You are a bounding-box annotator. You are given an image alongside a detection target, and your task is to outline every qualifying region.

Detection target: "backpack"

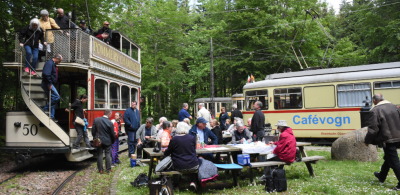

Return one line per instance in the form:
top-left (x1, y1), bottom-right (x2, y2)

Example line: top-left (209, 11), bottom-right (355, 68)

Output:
top-left (148, 176), bottom-right (174, 195)
top-left (295, 149), bottom-right (302, 162)
top-left (265, 168), bottom-right (287, 192)
top-left (131, 173), bottom-right (149, 188)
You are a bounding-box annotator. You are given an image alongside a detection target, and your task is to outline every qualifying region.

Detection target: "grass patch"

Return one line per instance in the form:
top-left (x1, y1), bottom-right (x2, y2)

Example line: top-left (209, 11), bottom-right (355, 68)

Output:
top-left (113, 150), bottom-right (400, 194)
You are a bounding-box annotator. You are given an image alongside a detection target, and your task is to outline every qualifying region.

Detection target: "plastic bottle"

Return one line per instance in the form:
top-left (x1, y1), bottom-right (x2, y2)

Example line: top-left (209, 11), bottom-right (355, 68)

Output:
top-left (196, 134), bottom-right (201, 149)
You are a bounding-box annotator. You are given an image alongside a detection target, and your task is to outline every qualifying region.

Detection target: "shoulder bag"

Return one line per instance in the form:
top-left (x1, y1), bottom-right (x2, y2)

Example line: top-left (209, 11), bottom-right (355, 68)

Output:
top-left (75, 116), bottom-right (85, 126)
top-left (93, 119), bottom-right (102, 147)
top-left (155, 156), bottom-right (173, 172)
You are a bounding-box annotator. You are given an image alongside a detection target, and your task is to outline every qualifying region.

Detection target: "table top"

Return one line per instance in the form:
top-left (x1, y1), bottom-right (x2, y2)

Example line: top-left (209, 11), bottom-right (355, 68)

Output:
top-left (223, 134), bottom-right (232, 138)
top-left (144, 145), bottom-right (242, 157)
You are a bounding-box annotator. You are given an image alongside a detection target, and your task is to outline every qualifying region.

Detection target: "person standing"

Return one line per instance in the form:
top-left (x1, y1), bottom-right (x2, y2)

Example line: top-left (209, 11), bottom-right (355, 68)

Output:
top-left (123, 101), bottom-right (140, 158)
top-left (219, 107), bottom-right (229, 130)
top-left (365, 94), bottom-right (400, 190)
top-left (210, 119), bottom-right (223, 144)
top-left (19, 18), bottom-right (46, 75)
top-left (179, 103), bottom-right (193, 122)
top-left (41, 54), bottom-right (62, 122)
top-left (97, 21), bottom-right (112, 44)
top-left (197, 103), bottom-right (212, 129)
top-left (65, 95), bottom-right (94, 151)
top-left (251, 101), bottom-right (265, 141)
top-left (38, 9), bottom-right (59, 59)
top-left (92, 109), bottom-right (115, 174)
top-left (136, 117), bottom-right (157, 159)
top-left (79, 20), bottom-right (91, 34)
top-left (230, 104), bottom-right (243, 122)
top-left (111, 112), bottom-right (122, 167)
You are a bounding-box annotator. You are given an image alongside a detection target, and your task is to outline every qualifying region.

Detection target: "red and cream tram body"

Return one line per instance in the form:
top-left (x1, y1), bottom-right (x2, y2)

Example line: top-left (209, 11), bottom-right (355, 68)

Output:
top-left (2, 28), bottom-right (141, 164)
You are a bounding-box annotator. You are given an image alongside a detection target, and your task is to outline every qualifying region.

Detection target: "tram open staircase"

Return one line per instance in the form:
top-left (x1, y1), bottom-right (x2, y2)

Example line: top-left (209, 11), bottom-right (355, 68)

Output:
top-left (21, 62), bottom-right (93, 162)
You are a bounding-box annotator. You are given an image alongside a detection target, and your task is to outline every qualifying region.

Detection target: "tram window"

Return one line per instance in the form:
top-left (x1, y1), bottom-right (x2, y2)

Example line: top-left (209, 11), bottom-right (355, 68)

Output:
top-left (237, 100), bottom-right (243, 111)
top-left (245, 90), bottom-right (268, 111)
top-left (95, 79), bottom-right (108, 108)
top-left (374, 81), bottom-right (400, 89)
top-left (337, 83), bottom-right (371, 107)
top-left (217, 103), bottom-right (220, 113)
top-left (121, 37), bottom-right (131, 56)
top-left (131, 88), bottom-right (138, 103)
top-left (60, 84), bottom-right (70, 108)
top-left (121, 86), bottom-right (130, 109)
top-left (110, 83), bottom-right (120, 109)
top-left (274, 88), bottom-right (302, 109)
top-left (222, 103), bottom-right (232, 112)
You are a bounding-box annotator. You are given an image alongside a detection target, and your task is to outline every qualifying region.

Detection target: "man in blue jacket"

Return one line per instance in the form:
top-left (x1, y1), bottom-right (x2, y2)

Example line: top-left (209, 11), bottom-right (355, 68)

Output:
top-left (123, 101), bottom-right (140, 157)
top-left (41, 54), bottom-right (62, 121)
top-left (189, 117), bottom-right (218, 145)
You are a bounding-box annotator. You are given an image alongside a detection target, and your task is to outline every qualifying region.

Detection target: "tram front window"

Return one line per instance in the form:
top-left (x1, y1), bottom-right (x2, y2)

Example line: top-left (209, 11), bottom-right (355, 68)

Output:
top-left (95, 79), bottom-right (108, 108)
top-left (245, 90), bottom-right (268, 111)
top-left (110, 83), bottom-right (120, 109)
top-left (131, 88), bottom-right (138, 103)
top-left (122, 86), bottom-right (130, 109)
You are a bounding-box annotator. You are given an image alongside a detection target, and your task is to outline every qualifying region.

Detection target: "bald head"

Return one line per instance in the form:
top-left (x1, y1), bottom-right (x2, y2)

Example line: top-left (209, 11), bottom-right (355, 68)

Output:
top-left (372, 94), bottom-right (384, 105)
top-left (57, 8), bottom-right (64, 17)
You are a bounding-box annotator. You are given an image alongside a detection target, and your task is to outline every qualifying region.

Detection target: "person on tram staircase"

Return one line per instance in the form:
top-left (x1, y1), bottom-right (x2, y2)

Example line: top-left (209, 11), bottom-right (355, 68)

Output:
top-left (123, 101), bottom-right (140, 158)
top-left (97, 21), bottom-right (112, 45)
top-left (41, 54), bottom-right (62, 122)
top-left (19, 18), bottom-right (46, 75)
top-left (65, 94), bottom-right (94, 152)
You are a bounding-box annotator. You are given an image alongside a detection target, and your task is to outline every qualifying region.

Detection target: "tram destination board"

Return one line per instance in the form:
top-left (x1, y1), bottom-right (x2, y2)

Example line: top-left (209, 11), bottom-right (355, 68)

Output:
top-left (92, 38), bottom-right (140, 75)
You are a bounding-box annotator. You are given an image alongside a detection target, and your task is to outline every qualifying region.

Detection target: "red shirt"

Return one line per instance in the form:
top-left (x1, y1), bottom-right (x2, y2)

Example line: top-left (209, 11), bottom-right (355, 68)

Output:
top-left (273, 127), bottom-right (297, 163)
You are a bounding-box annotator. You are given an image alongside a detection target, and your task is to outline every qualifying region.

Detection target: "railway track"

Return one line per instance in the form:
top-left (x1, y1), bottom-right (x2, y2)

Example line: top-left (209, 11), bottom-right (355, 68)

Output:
top-left (51, 162), bottom-right (94, 195)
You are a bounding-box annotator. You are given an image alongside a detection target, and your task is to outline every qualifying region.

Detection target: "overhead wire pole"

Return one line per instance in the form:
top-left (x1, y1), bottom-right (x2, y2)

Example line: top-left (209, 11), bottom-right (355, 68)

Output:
top-left (210, 37), bottom-right (214, 115)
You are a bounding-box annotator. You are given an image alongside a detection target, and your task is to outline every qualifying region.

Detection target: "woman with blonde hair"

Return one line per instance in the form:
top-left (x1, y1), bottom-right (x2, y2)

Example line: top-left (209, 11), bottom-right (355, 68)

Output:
top-left (171, 120), bottom-right (179, 137)
top-left (210, 119), bottom-right (223, 144)
top-left (183, 118), bottom-right (191, 126)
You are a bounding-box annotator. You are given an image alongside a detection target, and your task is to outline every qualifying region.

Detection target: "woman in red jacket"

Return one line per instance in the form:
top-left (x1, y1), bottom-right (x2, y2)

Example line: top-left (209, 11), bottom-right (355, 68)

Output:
top-left (259, 120), bottom-right (297, 181)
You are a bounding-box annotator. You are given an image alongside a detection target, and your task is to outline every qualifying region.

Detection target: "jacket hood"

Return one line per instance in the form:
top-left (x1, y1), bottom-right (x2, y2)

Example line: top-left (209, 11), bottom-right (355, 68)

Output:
top-left (282, 127), bottom-right (294, 135)
top-left (370, 100), bottom-right (392, 111)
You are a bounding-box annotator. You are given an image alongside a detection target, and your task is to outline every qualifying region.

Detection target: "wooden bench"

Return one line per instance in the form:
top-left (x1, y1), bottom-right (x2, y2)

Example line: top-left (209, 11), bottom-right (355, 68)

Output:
top-left (245, 156), bottom-right (325, 183)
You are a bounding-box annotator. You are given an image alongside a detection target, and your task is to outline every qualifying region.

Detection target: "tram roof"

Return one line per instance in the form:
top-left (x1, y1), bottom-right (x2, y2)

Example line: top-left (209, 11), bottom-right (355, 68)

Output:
top-left (232, 93), bottom-right (244, 98)
top-left (194, 97), bottom-right (232, 103)
top-left (244, 61), bottom-right (400, 90)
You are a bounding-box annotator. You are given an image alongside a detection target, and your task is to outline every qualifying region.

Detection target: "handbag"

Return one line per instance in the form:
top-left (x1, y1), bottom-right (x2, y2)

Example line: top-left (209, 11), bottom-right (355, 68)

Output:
top-left (155, 156), bottom-right (173, 172)
top-left (93, 119), bottom-right (102, 147)
top-left (75, 116), bottom-right (85, 126)
top-left (131, 173), bottom-right (149, 188)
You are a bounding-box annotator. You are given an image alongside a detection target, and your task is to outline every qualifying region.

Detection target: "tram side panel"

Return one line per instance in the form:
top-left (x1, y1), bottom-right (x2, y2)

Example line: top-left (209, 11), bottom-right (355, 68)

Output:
top-left (242, 108), bottom-right (361, 138)
top-left (4, 111), bottom-right (68, 154)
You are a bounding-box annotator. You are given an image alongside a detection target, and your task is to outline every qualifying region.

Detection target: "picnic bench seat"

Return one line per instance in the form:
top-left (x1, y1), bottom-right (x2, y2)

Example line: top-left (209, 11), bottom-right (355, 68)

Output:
top-left (245, 156), bottom-right (325, 183)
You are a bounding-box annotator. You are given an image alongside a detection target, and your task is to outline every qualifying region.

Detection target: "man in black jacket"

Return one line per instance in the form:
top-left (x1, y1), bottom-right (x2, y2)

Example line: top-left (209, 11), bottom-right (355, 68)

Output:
top-left (230, 104), bottom-right (243, 122)
top-left (365, 94), bottom-right (400, 190)
top-left (251, 101), bottom-right (265, 141)
top-left (92, 109), bottom-right (116, 174)
top-left (97, 21), bottom-right (112, 44)
top-left (41, 54), bottom-right (62, 121)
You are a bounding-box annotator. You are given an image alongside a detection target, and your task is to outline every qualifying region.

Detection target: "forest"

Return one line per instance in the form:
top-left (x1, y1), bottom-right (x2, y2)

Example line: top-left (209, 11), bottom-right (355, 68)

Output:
top-left (0, 0), bottom-right (399, 136)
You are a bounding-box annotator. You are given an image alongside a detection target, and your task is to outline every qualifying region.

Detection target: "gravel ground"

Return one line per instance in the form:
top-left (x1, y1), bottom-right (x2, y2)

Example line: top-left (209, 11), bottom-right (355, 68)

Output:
top-left (0, 155), bottom-right (95, 195)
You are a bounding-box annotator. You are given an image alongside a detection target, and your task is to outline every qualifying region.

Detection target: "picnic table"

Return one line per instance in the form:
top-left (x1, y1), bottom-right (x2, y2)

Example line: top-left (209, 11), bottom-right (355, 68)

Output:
top-left (222, 134), bottom-right (232, 138)
top-left (144, 145), bottom-right (241, 180)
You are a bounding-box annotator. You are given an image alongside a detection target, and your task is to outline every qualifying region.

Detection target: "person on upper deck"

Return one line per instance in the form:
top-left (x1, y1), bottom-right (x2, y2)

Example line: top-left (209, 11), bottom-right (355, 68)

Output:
top-left (19, 18), bottom-right (46, 75)
top-left (41, 54), bottom-right (62, 121)
top-left (54, 8), bottom-right (75, 31)
top-left (96, 32), bottom-right (109, 42)
top-left (231, 103), bottom-right (243, 122)
top-left (97, 21), bottom-right (112, 44)
top-left (39, 9), bottom-right (59, 57)
top-left (79, 20), bottom-right (91, 34)
top-left (259, 120), bottom-right (296, 181)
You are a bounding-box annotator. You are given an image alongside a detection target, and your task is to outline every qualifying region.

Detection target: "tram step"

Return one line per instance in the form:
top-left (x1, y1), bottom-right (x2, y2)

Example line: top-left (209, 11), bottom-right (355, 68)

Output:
top-left (23, 83), bottom-right (43, 91)
top-left (21, 77), bottom-right (42, 84)
top-left (31, 99), bottom-right (47, 107)
top-left (22, 70), bottom-right (43, 77)
top-left (73, 154), bottom-right (94, 162)
top-left (27, 92), bottom-right (47, 99)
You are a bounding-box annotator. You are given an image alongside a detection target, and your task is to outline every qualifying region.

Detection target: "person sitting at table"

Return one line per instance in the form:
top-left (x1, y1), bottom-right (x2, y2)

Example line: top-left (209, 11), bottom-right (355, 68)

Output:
top-left (259, 120), bottom-right (296, 181)
top-left (231, 120), bottom-right (252, 144)
top-left (183, 118), bottom-right (191, 126)
top-left (136, 117), bottom-right (157, 160)
top-left (170, 120), bottom-right (179, 138)
top-left (159, 121), bottom-right (172, 152)
top-left (189, 117), bottom-right (218, 145)
top-left (164, 122), bottom-right (199, 191)
top-left (156, 117), bottom-right (167, 133)
top-left (225, 117), bottom-right (240, 134)
top-left (210, 119), bottom-right (223, 144)
top-left (225, 119), bottom-right (231, 129)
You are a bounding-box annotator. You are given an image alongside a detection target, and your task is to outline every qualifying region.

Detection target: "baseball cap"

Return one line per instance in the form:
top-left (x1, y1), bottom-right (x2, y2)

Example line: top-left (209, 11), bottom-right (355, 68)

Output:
top-left (80, 20), bottom-right (86, 24)
top-left (196, 117), bottom-right (208, 124)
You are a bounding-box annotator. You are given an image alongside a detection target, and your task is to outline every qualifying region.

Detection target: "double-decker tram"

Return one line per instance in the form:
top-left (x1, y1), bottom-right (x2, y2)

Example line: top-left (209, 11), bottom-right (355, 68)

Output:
top-left (2, 28), bottom-right (141, 164)
top-left (242, 62), bottom-right (400, 142)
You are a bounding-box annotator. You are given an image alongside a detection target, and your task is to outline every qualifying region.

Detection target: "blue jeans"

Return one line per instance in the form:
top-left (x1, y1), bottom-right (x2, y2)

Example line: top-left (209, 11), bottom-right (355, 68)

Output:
top-left (126, 130), bottom-right (137, 155)
top-left (41, 82), bottom-right (60, 118)
top-left (24, 45), bottom-right (39, 70)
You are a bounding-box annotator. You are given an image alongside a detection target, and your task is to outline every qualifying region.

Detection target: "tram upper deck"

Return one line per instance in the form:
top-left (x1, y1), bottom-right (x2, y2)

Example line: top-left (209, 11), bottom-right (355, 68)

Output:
top-left (2, 28), bottom-right (142, 163)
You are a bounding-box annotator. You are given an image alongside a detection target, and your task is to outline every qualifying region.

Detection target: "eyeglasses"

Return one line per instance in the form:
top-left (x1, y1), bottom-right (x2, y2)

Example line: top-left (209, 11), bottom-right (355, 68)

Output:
top-left (146, 121), bottom-right (152, 124)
